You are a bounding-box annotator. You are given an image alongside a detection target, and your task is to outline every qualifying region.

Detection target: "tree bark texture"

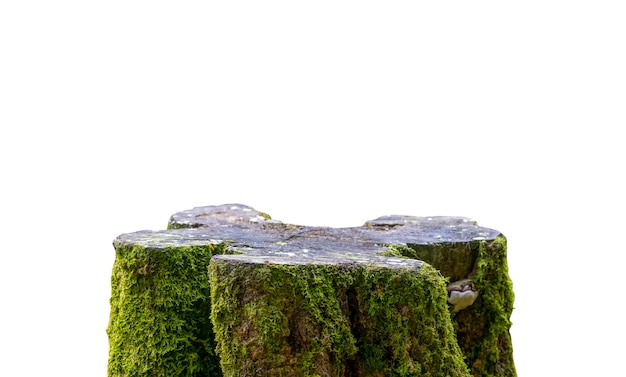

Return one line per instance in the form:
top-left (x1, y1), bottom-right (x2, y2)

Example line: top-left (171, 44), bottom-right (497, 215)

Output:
top-left (107, 204), bottom-right (515, 377)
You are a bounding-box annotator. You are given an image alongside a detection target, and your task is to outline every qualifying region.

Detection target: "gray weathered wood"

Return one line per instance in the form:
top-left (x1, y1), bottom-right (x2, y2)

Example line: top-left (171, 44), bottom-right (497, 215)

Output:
top-left (108, 204), bottom-right (515, 377)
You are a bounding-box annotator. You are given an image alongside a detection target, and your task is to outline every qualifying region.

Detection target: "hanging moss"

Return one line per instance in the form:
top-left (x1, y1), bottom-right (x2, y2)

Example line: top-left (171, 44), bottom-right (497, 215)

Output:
top-left (107, 241), bottom-right (225, 377)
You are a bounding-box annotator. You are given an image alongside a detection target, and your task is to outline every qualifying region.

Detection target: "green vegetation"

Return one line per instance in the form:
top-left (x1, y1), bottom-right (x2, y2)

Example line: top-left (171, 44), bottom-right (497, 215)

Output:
top-left (107, 242), bottom-right (226, 377)
top-left (353, 264), bottom-right (470, 376)
top-left (209, 262), bottom-right (356, 376)
top-left (209, 260), bottom-right (470, 377)
top-left (453, 236), bottom-right (516, 377)
top-left (392, 237), bottom-right (516, 377)
top-left (108, 207), bottom-right (515, 376)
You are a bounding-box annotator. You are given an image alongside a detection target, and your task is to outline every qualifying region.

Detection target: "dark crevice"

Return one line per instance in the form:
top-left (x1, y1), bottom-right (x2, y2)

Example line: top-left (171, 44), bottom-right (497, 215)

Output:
top-left (344, 285), bottom-right (361, 377)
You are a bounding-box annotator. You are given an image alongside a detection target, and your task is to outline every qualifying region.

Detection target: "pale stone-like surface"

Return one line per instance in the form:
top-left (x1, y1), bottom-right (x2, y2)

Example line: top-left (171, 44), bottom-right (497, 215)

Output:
top-left (165, 204), bottom-right (500, 317)
top-left (116, 203), bottom-right (502, 309)
top-left (114, 203), bottom-right (502, 271)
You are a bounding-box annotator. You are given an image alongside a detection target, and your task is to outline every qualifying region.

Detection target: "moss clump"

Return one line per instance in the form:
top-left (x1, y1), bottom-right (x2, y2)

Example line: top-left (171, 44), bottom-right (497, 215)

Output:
top-left (353, 264), bottom-right (470, 377)
top-left (376, 244), bottom-right (411, 258)
top-left (107, 242), bottom-right (226, 377)
top-left (453, 236), bottom-right (516, 377)
top-left (209, 260), bottom-right (471, 377)
top-left (394, 237), bottom-right (516, 376)
top-left (209, 261), bottom-right (357, 377)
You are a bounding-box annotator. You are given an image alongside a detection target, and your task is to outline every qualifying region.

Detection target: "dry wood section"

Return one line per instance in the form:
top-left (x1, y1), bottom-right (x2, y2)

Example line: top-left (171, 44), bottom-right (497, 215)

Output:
top-left (108, 204), bottom-right (515, 377)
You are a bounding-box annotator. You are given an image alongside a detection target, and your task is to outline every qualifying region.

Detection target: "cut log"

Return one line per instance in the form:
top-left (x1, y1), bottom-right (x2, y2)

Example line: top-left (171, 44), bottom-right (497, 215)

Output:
top-left (107, 204), bottom-right (515, 377)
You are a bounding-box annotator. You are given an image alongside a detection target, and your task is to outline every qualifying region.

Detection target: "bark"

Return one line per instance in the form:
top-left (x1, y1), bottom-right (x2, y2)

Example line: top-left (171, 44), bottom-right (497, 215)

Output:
top-left (108, 204), bottom-right (515, 377)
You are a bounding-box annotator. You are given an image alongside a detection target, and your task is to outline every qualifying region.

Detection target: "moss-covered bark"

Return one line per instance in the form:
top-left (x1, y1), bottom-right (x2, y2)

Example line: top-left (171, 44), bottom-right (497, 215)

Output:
top-left (352, 264), bottom-right (470, 377)
top-left (452, 236), bottom-right (515, 377)
top-left (107, 242), bottom-right (224, 377)
top-left (209, 259), bottom-right (470, 377)
top-left (209, 261), bottom-right (357, 376)
top-left (399, 242), bottom-right (478, 282)
top-left (398, 236), bottom-right (515, 377)
top-left (108, 205), bottom-right (515, 376)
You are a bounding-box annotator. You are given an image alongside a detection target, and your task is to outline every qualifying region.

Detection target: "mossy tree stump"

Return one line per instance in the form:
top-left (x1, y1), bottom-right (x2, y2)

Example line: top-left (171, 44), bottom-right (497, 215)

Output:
top-left (108, 204), bottom-right (515, 377)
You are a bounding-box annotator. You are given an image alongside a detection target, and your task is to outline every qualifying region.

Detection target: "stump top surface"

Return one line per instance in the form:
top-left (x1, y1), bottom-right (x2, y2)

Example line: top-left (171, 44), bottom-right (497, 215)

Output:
top-left (115, 204), bottom-right (501, 268)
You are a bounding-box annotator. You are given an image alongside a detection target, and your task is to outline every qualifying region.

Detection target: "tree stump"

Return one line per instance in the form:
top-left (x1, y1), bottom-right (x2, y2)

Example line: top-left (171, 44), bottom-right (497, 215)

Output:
top-left (107, 204), bottom-right (515, 377)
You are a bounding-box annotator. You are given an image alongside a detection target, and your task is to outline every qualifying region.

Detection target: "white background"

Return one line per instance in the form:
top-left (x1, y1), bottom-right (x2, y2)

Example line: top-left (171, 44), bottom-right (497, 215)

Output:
top-left (1, 1), bottom-right (624, 376)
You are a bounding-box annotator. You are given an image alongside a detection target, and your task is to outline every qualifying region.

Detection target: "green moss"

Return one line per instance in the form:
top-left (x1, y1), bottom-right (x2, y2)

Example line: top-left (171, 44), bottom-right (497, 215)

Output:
top-left (107, 242), bottom-right (226, 377)
top-left (452, 235), bottom-right (516, 377)
top-left (110, 217), bottom-right (514, 376)
top-left (167, 223), bottom-right (202, 230)
top-left (354, 264), bottom-right (470, 377)
top-left (209, 260), bottom-right (470, 377)
top-left (377, 244), bottom-right (410, 258)
top-left (209, 261), bottom-right (357, 376)
top-left (390, 237), bottom-right (516, 376)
